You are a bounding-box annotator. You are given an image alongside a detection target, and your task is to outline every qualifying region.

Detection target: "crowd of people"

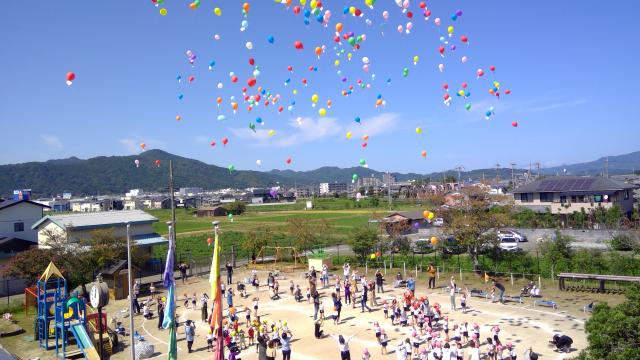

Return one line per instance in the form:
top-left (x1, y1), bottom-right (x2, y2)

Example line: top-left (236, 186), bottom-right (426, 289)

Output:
top-left (130, 262), bottom-right (573, 360)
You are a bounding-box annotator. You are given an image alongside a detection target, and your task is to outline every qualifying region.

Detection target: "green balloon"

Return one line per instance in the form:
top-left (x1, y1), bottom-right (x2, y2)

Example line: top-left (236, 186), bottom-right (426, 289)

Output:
top-left (228, 165), bottom-right (235, 172)
top-left (348, 37), bottom-right (356, 46)
top-left (465, 104), bottom-right (471, 110)
top-left (359, 159), bottom-right (366, 166)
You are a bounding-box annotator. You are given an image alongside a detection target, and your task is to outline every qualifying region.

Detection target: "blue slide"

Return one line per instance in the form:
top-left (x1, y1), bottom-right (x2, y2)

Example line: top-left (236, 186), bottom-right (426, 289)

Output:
top-left (70, 323), bottom-right (100, 360)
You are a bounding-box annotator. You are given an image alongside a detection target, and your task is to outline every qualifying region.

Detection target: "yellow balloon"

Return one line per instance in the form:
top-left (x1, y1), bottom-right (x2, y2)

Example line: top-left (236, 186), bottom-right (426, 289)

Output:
top-left (349, 6), bottom-right (356, 15)
top-left (310, 0), bottom-right (317, 9)
top-left (346, 131), bottom-right (353, 139)
top-left (311, 94), bottom-right (319, 103)
top-left (447, 25), bottom-right (454, 34)
top-left (299, 0), bottom-right (306, 5)
top-left (347, 53), bottom-right (353, 60)
top-left (413, 55), bottom-right (419, 64)
top-left (318, 108), bottom-right (327, 116)
top-left (292, 89), bottom-right (298, 95)
top-left (370, 253), bottom-right (376, 260)
top-left (334, 60), bottom-right (340, 67)
top-left (365, 0), bottom-right (374, 7)
top-left (458, 90), bottom-right (465, 97)
top-left (268, 129), bottom-right (275, 136)
top-left (415, 127), bottom-right (422, 134)
top-left (159, 8), bottom-right (167, 16)
top-left (428, 212), bottom-right (435, 220)
top-left (214, 7), bottom-right (222, 16)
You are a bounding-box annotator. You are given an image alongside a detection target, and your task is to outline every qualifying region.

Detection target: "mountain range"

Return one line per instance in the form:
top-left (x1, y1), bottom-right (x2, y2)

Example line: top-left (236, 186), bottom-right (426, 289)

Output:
top-left (1, 149), bottom-right (639, 197)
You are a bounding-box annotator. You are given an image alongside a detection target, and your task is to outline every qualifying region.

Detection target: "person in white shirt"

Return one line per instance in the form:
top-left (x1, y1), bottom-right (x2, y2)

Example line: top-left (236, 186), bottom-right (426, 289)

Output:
top-left (331, 334), bottom-right (355, 360)
top-left (396, 341), bottom-right (408, 360)
top-left (467, 340), bottom-right (481, 360)
top-left (343, 263), bottom-right (351, 278)
top-left (442, 343), bottom-right (455, 360)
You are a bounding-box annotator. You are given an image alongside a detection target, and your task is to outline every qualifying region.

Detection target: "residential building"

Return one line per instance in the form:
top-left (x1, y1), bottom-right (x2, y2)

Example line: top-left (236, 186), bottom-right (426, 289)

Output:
top-left (357, 176), bottom-right (382, 189)
top-left (319, 183), bottom-right (329, 195)
top-left (319, 182), bottom-right (348, 196)
top-left (12, 189), bottom-right (32, 201)
top-left (382, 173), bottom-right (397, 185)
top-left (196, 206), bottom-right (227, 217)
top-left (513, 176), bottom-right (637, 215)
top-left (180, 187), bottom-right (203, 196)
top-left (0, 199), bottom-right (50, 244)
top-left (32, 210), bottom-right (167, 250)
top-left (125, 189), bottom-right (144, 198)
top-left (293, 185), bottom-right (316, 198)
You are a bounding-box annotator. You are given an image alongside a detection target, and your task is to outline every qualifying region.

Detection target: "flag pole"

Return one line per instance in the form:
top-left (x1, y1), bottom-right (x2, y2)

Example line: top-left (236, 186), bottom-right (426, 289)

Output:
top-left (126, 222), bottom-right (136, 360)
top-left (211, 221), bottom-right (224, 360)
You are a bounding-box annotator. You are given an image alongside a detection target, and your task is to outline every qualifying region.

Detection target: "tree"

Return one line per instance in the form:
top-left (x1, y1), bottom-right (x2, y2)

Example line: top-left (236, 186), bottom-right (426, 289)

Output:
top-left (537, 231), bottom-right (573, 279)
top-left (1, 248), bottom-right (58, 286)
top-left (383, 220), bottom-right (412, 263)
top-left (349, 227), bottom-right (379, 263)
top-left (243, 227), bottom-right (272, 263)
top-left (286, 218), bottom-right (318, 254)
top-left (573, 284), bottom-right (640, 360)
top-left (224, 201), bottom-right (247, 215)
top-left (442, 188), bottom-right (512, 272)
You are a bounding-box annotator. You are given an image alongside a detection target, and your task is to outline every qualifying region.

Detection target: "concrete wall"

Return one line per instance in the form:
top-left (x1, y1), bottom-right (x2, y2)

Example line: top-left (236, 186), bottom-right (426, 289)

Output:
top-left (0, 202), bottom-right (44, 243)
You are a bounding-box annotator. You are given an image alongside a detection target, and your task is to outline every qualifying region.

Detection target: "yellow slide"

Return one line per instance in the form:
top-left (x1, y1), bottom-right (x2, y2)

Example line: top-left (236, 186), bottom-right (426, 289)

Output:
top-left (70, 323), bottom-right (100, 360)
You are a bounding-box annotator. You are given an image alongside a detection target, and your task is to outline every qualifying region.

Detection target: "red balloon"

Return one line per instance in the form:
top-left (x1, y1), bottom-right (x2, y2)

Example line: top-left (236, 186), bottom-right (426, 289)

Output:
top-left (316, 1), bottom-right (322, 8)
top-left (424, 9), bottom-right (431, 17)
top-left (278, 106), bottom-right (283, 112)
top-left (354, 8), bottom-right (362, 16)
top-left (362, 142), bottom-right (368, 148)
top-left (308, 65), bottom-right (314, 71)
top-left (460, 35), bottom-right (469, 43)
top-left (334, 36), bottom-right (340, 43)
top-left (155, 159), bottom-right (161, 167)
top-left (489, 65), bottom-right (496, 72)
top-left (222, 137), bottom-right (229, 145)
top-left (249, 58), bottom-right (255, 65)
top-left (293, 5), bottom-right (301, 14)
top-left (442, 83), bottom-right (449, 90)
top-left (210, 141), bottom-right (216, 147)
top-left (443, 93), bottom-right (450, 100)
top-left (255, 94), bottom-right (261, 102)
top-left (439, 46), bottom-right (445, 55)
top-left (247, 77), bottom-right (257, 87)
top-left (287, 65), bottom-right (293, 72)
top-left (512, 121), bottom-right (518, 127)
top-left (241, 87), bottom-right (247, 93)
top-left (231, 75), bottom-right (238, 83)
top-left (286, 157), bottom-right (292, 164)
top-left (66, 72), bottom-right (76, 81)
top-left (294, 40), bottom-right (304, 50)
top-left (407, 11), bottom-right (413, 18)
top-left (505, 89), bottom-right (511, 95)
top-left (461, 82), bottom-right (468, 89)
top-left (419, 1), bottom-right (426, 8)
top-left (188, 75), bottom-right (195, 83)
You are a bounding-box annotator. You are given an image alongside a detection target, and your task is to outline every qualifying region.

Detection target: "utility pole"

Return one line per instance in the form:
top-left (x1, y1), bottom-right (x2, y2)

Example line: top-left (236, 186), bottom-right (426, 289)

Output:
top-left (510, 162), bottom-right (516, 189)
top-left (387, 171), bottom-right (392, 211)
top-left (495, 163), bottom-right (501, 188)
top-left (169, 161), bottom-right (177, 244)
top-left (454, 165), bottom-right (464, 190)
top-left (605, 156), bottom-right (609, 178)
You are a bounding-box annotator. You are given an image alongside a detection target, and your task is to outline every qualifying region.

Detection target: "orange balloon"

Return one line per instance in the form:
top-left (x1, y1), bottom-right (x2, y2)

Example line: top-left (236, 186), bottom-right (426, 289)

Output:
top-left (335, 22), bottom-right (343, 33)
top-left (176, 115), bottom-right (182, 121)
top-left (362, 135), bottom-right (369, 141)
top-left (423, 210), bottom-right (430, 219)
top-left (375, 99), bottom-right (383, 106)
top-left (430, 236), bottom-right (439, 246)
top-left (326, 99), bottom-right (332, 107)
top-left (421, 150), bottom-right (427, 158)
top-left (216, 97), bottom-right (222, 104)
top-left (314, 47), bottom-right (322, 56)
top-left (231, 102), bottom-right (238, 110)
top-left (242, 2), bottom-right (250, 12)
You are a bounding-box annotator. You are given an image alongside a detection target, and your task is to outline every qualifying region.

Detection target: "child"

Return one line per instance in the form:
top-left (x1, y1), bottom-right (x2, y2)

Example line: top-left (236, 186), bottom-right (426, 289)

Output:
top-left (462, 322), bottom-right (469, 344)
top-left (379, 329), bottom-right (388, 355)
top-left (289, 280), bottom-right (295, 295)
top-left (191, 292), bottom-right (197, 309)
top-left (452, 324), bottom-right (461, 344)
top-left (306, 287), bottom-right (311, 304)
top-left (362, 347), bottom-right (371, 360)
top-left (253, 297), bottom-right (259, 318)
top-left (373, 321), bottom-right (381, 343)
top-left (248, 326), bottom-right (255, 346)
top-left (245, 306), bottom-right (251, 326)
top-left (206, 329), bottom-right (214, 352)
top-left (183, 293), bottom-right (189, 309)
top-left (149, 283), bottom-right (156, 299)
top-left (492, 325), bottom-right (501, 344)
top-left (506, 342), bottom-right (516, 360)
top-left (319, 300), bottom-right (325, 319)
top-left (412, 331), bottom-right (421, 356)
top-left (238, 329), bottom-right (247, 350)
top-left (497, 344), bottom-right (504, 360)
top-left (472, 323), bottom-right (480, 342)
top-left (455, 343), bottom-right (464, 360)
top-left (460, 291), bottom-right (467, 313)
top-left (383, 300), bottom-right (389, 319)
top-left (443, 317), bottom-right (449, 342)
top-left (486, 338), bottom-right (496, 360)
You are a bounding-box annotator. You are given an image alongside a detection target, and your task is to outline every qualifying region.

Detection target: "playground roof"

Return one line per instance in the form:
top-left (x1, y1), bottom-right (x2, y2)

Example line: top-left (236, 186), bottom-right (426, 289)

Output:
top-left (31, 209), bottom-right (158, 231)
top-left (40, 261), bottom-right (64, 281)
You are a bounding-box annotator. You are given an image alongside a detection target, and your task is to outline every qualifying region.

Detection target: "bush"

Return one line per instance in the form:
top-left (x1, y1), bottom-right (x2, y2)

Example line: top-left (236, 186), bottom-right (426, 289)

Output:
top-left (0, 300), bottom-right (23, 314)
top-left (609, 235), bottom-right (635, 251)
top-left (224, 201), bottom-right (247, 215)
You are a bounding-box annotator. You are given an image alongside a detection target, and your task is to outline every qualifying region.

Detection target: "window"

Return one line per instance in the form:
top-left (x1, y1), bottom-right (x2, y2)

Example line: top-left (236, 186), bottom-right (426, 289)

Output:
top-left (560, 196), bottom-right (567, 204)
top-left (14, 222), bottom-right (24, 232)
top-left (539, 193), bottom-right (553, 202)
top-left (571, 196), bottom-right (577, 203)
top-left (594, 195), bottom-right (603, 203)
top-left (520, 193), bottom-right (532, 202)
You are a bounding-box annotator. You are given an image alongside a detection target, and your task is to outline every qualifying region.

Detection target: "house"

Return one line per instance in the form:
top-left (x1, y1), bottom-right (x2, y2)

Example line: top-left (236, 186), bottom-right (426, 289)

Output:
top-left (382, 211), bottom-right (426, 234)
top-left (31, 210), bottom-right (168, 251)
top-left (196, 206), bottom-right (227, 217)
top-left (98, 260), bottom-right (140, 300)
top-left (513, 176), bottom-right (638, 215)
top-left (0, 199), bottom-right (50, 244)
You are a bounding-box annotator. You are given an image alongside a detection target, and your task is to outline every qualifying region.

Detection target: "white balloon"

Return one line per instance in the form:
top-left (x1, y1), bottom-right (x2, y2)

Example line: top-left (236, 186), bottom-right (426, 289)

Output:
top-left (461, 56), bottom-right (468, 63)
top-left (214, 34), bottom-right (221, 40)
top-left (246, 41), bottom-right (253, 50)
top-left (217, 82), bottom-right (223, 89)
top-left (438, 63), bottom-right (444, 72)
top-left (256, 159), bottom-right (262, 166)
top-left (362, 57), bottom-right (370, 64)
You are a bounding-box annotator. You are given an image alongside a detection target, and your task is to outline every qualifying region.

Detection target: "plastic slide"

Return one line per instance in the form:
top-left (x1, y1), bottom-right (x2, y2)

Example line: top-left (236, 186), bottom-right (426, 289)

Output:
top-left (70, 323), bottom-right (101, 360)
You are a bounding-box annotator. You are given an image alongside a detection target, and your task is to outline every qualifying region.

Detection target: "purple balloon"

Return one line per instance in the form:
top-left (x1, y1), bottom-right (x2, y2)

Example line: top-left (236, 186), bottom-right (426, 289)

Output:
top-left (455, 10), bottom-right (463, 16)
top-left (450, 44), bottom-right (456, 51)
top-left (413, 222), bottom-right (420, 229)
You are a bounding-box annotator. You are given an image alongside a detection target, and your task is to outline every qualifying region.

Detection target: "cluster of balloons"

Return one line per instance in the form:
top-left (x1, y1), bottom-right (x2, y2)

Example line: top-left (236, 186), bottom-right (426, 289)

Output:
top-left (423, 210), bottom-right (435, 220)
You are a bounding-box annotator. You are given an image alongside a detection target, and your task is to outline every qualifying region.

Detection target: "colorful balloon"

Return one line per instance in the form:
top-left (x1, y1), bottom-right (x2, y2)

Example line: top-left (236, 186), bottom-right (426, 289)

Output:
top-left (65, 71), bottom-right (76, 86)
top-left (294, 40), bottom-right (304, 49)
top-left (421, 150), bottom-right (427, 158)
top-left (415, 127), bottom-right (422, 134)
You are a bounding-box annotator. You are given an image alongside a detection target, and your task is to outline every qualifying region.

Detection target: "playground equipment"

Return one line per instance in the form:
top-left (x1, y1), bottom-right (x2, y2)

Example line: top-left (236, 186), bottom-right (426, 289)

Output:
top-left (34, 262), bottom-right (112, 360)
top-left (255, 246), bottom-right (303, 272)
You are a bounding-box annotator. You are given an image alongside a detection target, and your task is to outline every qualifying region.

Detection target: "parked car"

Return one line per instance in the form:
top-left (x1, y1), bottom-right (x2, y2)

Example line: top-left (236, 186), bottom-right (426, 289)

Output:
top-left (412, 239), bottom-right (434, 254)
top-left (433, 218), bottom-right (444, 227)
top-left (498, 229), bottom-right (527, 242)
top-left (498, 237), bottom-right (519, 251)
top-left (442, 236), bottom-right (465, 255)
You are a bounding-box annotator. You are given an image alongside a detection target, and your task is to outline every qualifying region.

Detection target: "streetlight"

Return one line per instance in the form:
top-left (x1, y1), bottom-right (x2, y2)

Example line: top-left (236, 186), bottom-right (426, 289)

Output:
top-left (125, 222), bottom-right (136, 360)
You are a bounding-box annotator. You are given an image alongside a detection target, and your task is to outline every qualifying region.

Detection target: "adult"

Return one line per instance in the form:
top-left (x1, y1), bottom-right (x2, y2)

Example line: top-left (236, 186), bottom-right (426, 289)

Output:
top-left (185, 320), bottom-right (195, 353)
top-left (375, 269), bottom-right (384, 293)
top-left (131, 291), bottom-right (141, 315)
top-left (227, 288), bottom-right (234, 308)
top-left (427, 263), bottom-right (437, 289)
top-left (467, 340), bottom-right (481, 360)
top-left (523, 347), bottom-right (539, 360)
top-left (492, 280), bottom-right (506, 304)
top-left (406, 277), bottom-right (416, 296)
top-left (179, 262), bottom-right (189, 284)
top-left (550, 334), bottom-right (573, 353)
top-left (280, 330), bottom-right (293, 360)
top-left (322, 264), bottom-right (329, 288)
top-left (449, 276), bottom-right (457, 311)
top-left (201, 293), bottom-right (209, 323)
top-left (361, 285), bottom-right (372, 312)
top-left (369, 281), bottom-right (377, 307)
top-left (343, 263), bottom-right (351, 278)
top-left (312, 290), bottom-right (321, 320)
top-left (257, 335), bottom-right (268, 360)
top-left (332, 292), bottom-right (343, 324)
top-left (394, 272), bottom-right (404, 288)
top-left (331, 334), bottom-right (355, 360)
top-left (157, 300), bottom-right (164, 329)
top-left (226, 262), bottom-right (234, 285)
top-left (266, 340), bottom-right (277, 360)
top-left (143, 302), bottom-right (153, 319)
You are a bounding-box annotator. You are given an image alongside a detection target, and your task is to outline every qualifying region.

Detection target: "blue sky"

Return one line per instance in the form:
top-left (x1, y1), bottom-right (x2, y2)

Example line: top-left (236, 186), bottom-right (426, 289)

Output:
top-left (1, 1), bottom-right (638, 173)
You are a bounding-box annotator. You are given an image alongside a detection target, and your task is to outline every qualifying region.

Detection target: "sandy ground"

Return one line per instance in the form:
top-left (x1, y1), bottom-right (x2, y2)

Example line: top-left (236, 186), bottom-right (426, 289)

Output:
top-left (99, 268), bottom-right (589, 360)
top-left (2, 265), bottom-right (616, 360)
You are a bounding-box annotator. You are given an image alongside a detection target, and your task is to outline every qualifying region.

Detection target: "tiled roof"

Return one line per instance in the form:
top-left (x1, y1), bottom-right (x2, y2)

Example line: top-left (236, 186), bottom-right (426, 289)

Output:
top-left (514, 176), bottom-right (637, 194)
top-left (32, 210), bottom-right (157, 230)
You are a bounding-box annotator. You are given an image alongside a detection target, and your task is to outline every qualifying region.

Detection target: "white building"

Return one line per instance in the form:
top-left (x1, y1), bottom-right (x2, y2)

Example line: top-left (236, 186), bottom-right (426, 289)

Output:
top-left (32, 210), bottom-right (167, 250)
top-left (125, 189), bottom-right (144, 199)
top-left (0, 199), bottom-right (50, 243)
top-left (319, 183), bottom-right (329, 195)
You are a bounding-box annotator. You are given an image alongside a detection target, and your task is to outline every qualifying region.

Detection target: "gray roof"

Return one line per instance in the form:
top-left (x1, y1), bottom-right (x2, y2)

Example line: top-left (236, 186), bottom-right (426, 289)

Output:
top-left (514, 176), bottom-right (637, 194)
top-left (384, 211), bottom-right (424, 221)
top-left (0, 199), bottom-right (50, 211)
top-left (32, 210), bottom-right (158, 231)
